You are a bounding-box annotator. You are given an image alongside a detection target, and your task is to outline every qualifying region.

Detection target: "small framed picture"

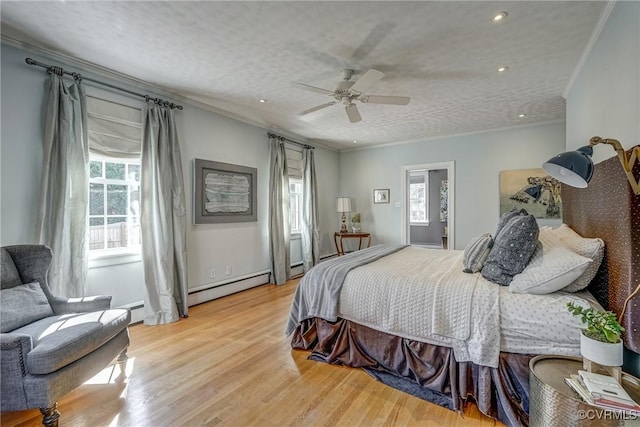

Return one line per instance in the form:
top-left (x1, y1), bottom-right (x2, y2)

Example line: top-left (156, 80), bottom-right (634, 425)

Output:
top-left (373, 188), bottom-right (390, 204)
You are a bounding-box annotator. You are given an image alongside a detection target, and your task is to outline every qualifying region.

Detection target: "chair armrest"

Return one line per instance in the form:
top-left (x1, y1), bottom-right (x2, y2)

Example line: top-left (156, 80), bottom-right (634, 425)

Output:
top-left (49, 295), bottom-right (112, 314)
top-left (1, 333), bottom-right (33, 376)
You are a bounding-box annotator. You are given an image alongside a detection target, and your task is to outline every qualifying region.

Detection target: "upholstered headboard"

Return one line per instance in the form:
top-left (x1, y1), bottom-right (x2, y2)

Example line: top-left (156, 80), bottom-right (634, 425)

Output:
top-left (562, 146), bottom-right (640, 354)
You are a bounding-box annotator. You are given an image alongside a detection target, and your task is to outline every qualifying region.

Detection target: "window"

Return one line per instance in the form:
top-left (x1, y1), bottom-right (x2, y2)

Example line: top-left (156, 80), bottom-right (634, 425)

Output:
top-left (286, 146), bottom-right (304, 235)
top-left (86, 93), bottom-right (143, 257)
top-left (89, 158), bottom-right (141, 252)
top-left (289, 179), bottom-right (303, 234)
top-left (409, 172), bottom-right (429, 224)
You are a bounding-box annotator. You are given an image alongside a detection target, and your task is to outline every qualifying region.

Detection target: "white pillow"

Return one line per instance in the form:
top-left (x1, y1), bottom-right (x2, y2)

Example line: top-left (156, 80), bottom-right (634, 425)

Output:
top-left (509, 245), bottom-right (592, 295)
top-left (549, 224), bottom-right (604, 292)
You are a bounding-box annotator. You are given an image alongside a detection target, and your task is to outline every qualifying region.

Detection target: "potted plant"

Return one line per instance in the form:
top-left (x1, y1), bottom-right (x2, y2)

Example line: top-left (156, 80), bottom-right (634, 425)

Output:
top-left (567, 302), bottom-right (625, 366)
top-left (351, 213), bottom-right (361, 233)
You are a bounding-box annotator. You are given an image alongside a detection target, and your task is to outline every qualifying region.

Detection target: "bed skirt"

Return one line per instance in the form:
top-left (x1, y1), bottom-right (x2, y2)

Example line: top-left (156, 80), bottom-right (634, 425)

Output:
top-left (291, 317), bottom-right (532, 427)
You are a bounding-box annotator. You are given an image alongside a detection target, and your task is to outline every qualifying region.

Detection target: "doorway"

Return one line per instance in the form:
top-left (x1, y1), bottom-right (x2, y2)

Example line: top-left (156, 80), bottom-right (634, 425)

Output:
top-left (400, 161), bottom-right (455, 249)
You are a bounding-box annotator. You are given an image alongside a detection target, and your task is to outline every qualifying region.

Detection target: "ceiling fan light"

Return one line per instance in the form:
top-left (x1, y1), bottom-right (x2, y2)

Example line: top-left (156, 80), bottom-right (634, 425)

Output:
top-left (494, 12), bottom-right (508, 22)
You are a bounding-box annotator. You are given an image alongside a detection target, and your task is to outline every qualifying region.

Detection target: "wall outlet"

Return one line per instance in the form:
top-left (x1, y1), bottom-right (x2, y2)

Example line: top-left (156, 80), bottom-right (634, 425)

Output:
top-left (225, 265), bottom-right (232, 275)
top-left (210, 268), bottom-right (216, 279)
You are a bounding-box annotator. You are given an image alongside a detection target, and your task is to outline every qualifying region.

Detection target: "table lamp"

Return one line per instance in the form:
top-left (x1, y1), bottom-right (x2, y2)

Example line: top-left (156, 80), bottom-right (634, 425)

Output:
top-left (336, 197), bottom-right (351, 233)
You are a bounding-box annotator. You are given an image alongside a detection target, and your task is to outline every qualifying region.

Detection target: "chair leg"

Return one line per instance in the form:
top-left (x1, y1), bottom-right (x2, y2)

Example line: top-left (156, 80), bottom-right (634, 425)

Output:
top-left (117, 348), bottom-right (128, 367)
top-left (39, 404), bottom-right (60, 427)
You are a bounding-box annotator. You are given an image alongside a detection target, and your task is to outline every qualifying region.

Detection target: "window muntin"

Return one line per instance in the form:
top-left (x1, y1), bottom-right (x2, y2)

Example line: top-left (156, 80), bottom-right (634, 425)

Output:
top-left (409, 172), bottom-right (429, 224)
top-left (89, 158), bottom-right (141, 252)
top-left (289, 179), bottom-right (303, 234)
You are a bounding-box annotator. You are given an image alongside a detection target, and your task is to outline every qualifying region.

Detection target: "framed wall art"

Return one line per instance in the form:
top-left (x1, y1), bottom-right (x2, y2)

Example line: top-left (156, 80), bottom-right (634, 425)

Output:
top-left (373, 188), bottom-right (390, 204)
top-left (499, 168), bottom-right (561, 219)
top-left (194, 158), bottom-right (257, 224)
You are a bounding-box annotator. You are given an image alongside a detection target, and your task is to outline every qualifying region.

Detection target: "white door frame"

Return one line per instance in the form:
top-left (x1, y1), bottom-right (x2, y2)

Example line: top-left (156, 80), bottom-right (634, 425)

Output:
top-left (400, 161), bottom-right (455, 249)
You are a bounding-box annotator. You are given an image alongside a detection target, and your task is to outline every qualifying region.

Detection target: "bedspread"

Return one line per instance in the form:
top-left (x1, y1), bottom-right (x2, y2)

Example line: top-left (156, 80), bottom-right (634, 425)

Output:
top-left (285, 244), bottom-right (406, 336)
top-left (338, 247), bottom-right (502, 368)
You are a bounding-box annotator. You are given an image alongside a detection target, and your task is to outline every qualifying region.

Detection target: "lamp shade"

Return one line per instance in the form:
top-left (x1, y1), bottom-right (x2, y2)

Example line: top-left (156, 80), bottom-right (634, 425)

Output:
top-left (336, 197), bottom-right (351, 213)
top-left (542, 145), bottom-right (594, 188)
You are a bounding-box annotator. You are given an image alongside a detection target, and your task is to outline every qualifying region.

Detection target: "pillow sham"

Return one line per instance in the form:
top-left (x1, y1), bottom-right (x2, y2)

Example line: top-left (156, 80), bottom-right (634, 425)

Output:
top-left (463, 233), bottom-right (494, 273)
top-left (0, 282), bottom-right (53, 332)
top-left (481, 213), bottom-right (539, 286)
top-left (494, 208), bottom-right (528, 237)
top-left (549, 224), bottom-right (604, 292)
top-left (509, 245), bottom-right (592, 294)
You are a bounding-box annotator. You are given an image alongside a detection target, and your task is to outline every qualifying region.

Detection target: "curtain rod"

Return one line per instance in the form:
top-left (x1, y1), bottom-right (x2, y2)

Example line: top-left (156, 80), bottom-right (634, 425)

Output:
top-left (267, 132), bottom-right (314, 150)
top-left (25, 57), bottom-right (183, 110)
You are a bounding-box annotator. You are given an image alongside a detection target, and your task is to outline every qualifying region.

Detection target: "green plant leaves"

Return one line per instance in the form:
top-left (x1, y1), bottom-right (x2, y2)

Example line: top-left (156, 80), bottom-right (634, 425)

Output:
top-left (566, 302), bottom-right (625, 344)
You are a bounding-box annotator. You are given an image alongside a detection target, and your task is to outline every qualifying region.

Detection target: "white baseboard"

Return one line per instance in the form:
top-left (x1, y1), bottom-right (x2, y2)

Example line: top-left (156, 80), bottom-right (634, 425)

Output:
top-left (187, 272), bottom-right (270, 307)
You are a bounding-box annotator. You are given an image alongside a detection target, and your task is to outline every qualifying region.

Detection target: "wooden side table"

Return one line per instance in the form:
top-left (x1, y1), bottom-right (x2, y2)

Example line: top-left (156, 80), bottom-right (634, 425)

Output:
top-left (529, 355), bottom-right (640, 426)
top-left (334, 232), bottom-right (371, 256)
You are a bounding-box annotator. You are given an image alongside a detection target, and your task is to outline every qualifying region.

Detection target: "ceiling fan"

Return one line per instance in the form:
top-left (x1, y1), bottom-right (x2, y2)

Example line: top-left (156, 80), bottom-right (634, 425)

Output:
top-left (296, 68), bottom-right (410, 123)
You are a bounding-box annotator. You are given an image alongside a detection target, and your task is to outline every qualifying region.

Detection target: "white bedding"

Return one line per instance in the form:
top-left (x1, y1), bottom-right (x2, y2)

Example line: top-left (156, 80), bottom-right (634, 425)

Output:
top-left (337, 246), bottom-right (598, 368)
top-left (499, 288), bottom-right (602, 355)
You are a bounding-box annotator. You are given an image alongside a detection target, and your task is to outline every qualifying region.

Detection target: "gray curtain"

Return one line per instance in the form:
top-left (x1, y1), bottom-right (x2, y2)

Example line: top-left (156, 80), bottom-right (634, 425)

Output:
top-left (268, 136), bottom-right (290, 284)
top-left (36, 73), bottom-right (89, 298)
top-left (301, 148), bottom-right (319, 272)
top-left (140, 103), bottom-right (188, 324)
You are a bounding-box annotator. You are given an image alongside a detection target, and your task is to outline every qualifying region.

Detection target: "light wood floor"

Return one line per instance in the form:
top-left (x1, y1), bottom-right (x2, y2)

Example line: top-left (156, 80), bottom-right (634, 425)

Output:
top-left (1, 279), bottom-right (503, 427)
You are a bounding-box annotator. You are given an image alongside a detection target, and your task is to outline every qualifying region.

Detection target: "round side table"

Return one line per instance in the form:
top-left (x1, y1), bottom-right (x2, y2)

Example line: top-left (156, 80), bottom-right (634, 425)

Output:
top-left (529, 355), bottom-right (640, 426)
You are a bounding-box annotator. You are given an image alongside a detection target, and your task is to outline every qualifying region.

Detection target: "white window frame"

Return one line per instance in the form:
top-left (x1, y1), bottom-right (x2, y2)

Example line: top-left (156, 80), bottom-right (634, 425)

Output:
top-left (88, 156), bottom-right (142, 262)
top-left (409, 171), bottom-right (430, 226)
top-left (289, 178), bottom-right (303, 236)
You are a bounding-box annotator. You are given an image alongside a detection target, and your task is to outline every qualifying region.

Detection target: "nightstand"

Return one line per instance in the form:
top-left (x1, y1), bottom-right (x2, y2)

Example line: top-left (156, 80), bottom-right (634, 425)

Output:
top-left (334, 232), bottom-right (371, 256)
top-left (529, 355), bottom-right (640, 426)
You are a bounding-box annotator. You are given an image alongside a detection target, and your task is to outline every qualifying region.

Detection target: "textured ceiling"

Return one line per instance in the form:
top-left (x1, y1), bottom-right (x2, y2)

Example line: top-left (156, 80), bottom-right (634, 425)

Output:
top-left (1, 1), bottom-right (606, 150)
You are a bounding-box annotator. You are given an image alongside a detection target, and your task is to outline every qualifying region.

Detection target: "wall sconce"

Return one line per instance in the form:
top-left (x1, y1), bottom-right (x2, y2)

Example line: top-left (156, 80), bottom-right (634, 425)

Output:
top-left (336, 197), bottom-right (351, 233)
top-left (543, 136), bottom-right (640, 195)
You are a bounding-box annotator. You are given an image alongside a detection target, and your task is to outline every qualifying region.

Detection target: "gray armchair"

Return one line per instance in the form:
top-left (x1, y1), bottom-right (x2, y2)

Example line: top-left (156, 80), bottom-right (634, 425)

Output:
top-left (1, 245), bottom-right (130, 427)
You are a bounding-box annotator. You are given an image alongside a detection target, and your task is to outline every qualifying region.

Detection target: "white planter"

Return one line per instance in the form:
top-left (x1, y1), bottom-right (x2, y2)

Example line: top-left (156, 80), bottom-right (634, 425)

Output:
top-left (580, 333), bottom-right (623, 366)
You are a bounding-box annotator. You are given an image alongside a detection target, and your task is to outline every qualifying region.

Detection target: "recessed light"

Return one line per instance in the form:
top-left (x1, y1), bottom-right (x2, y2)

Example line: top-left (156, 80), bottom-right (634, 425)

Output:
top-left (259, 99), bottom-right (267, 103)
top-left (497, 66), bottom-right (509, 72)
top-left (353, 140), bottom-right (358, 143)
top-left (493, 12), bottom-right (508, 22)
top-left (518, 114), bottom-right (527, 118)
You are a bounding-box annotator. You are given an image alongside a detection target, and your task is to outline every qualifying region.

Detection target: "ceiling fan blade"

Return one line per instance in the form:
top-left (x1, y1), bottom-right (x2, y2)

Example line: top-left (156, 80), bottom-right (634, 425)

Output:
top-left (299, 101), bottom-right (336, 116)
top-left (345, 104), bottom-right (362, 123)
top-left (294, 82), bottom-right (335, 96)
top-left (362, 95), bottom-right (411, 105)
top-left (350, 68), bottom-right (385, 93)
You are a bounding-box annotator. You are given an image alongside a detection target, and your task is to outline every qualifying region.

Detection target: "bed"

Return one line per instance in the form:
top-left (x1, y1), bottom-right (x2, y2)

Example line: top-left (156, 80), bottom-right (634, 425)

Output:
top-left (287, 149), bottom-right (640, 427)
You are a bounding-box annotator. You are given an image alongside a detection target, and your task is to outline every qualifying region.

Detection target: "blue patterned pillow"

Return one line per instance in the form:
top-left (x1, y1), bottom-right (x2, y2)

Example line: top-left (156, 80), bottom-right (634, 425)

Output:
top-left (495, 208), bottom-right (528, 237)
top-left (463, 233), bottom-right (494, 273)
top-left (481, 214), bottom-right (540, 285)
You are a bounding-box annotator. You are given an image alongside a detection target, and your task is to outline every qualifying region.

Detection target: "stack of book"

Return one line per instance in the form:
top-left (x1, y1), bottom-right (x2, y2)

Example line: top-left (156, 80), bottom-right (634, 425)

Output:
top-left (565, 370), bottom-right (640, 413)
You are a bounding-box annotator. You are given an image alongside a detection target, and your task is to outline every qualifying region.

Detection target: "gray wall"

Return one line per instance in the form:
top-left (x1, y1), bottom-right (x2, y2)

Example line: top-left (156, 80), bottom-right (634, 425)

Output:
top-left (0, 43), bottom-right (339, 308)
top-left (338, 121), bottom-right (566, 250)
top-left (566, 1), bottom-right (639, 160)
top-left (564, 0), bottom-right (639, 376)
